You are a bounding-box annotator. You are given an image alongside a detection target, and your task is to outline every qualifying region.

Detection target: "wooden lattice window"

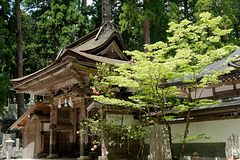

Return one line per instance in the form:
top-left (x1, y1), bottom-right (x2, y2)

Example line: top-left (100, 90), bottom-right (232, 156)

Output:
top-left (57, 108), bottom-right (70, 124)
top-left (88, 109), bottom-right (99, 119)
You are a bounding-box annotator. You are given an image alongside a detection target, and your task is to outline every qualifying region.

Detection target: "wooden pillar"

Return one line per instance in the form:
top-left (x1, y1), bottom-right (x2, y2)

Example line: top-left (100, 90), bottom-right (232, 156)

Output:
top-left (233, 84), bottom-right (238, 96)
top-left (212, 88), bottom-right (216, 99)
top-left (47, 104), bottom-right (59, 158)
top-left (41, 122), bottom-right (44, 153)
top-left (69, 107), bottom-right (75, 157)
top-left (77, 98), bottom-right (90, 160)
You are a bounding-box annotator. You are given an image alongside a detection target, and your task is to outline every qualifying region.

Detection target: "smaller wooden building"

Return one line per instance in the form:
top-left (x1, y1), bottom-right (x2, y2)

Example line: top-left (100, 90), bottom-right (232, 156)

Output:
top-left (10, 103), bottom-right (50, 158)
top-left (169, 47), bottom-right (240, 158)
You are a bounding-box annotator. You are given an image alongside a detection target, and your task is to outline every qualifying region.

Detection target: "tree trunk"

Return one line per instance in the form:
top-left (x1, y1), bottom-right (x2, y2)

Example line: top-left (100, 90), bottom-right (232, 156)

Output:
top-left (102, 0), bottom-right (112, 23)
top-left (177, 88), bottom-right (192, 159)
top-left (177, 108), bottom-right (191, 160)
top-left (144, 0), bottom-right (150, 52)
top-left (149, 125), bottom-right (172, 160)
top-left (81, 0), bottom-right (87, 15)
top-left (144, 18), bottom-right (150, 45)
top-left (183, 0), bottom-right (188, 20)
top-left (82, 0), bottom-right (87, 10)
top-left (16, 0), bottom-right (25, 118)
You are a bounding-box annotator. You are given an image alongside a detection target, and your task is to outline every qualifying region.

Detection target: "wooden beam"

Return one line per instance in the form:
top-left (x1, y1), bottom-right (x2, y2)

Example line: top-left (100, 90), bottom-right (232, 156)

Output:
top-left (56, 124), bottom-right (73, 130)
top-left (22, 73), bottom-right (80, 95)
top-left (17, 123), bottom-right (25, 127)
top-left (72, 63), bottom-right (97, 74)
top-left (24, 68), bottom-right (77, 90)
top-left (174, 106), bottom-right (240, 118)
top-left (11, 61), bottom-right (70, 91)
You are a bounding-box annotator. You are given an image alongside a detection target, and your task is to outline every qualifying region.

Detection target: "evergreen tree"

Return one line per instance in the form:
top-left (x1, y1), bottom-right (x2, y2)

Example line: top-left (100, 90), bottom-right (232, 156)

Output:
top-left (16, 0), bottom-right (25, 117)
top-left (88, 0), bottom-right (102, 30)
top-left (143, 0), bottom-right (150, 49)
top-left (195, 0), bottom-right (240, 45)
top-left (167, 0), bottom-right (198, 23)
top-left (119, 0), bottom-right (170, 51)
top-left (22, 0), bottom-right (88, 75)
top-left (0, 0), bottom-right (16, 115)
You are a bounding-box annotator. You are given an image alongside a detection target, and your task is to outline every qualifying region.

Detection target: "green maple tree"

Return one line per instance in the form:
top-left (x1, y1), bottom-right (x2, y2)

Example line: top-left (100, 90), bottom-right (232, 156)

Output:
top-left (83, 12), bottom-right (238, 160)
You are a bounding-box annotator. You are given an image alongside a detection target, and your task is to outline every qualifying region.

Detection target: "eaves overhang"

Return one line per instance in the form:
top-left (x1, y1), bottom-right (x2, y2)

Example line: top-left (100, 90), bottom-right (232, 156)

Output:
top-left (9, 104), bottom-right (36, 130)
top-left (9, 103), bottom-right (50, 130)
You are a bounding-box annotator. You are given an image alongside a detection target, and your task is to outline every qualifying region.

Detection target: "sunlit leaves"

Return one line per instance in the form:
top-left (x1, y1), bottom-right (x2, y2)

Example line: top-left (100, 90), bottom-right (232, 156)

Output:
top-left (92, 13), bottom-right (237, 119)
top-left (86, 12), bottom-right (237, 154)
top-left (176, 133), bottom-right (211, 143)
top-left (195, 0), bottom-right (240, 46)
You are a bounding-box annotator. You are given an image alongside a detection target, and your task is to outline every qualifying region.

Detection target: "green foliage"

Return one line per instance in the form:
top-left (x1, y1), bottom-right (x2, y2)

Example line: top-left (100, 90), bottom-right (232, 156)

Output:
top-left (0, 0), bottom-right (16, 115)
top-left (88, 0), bottom-right (102, 29)
top-left (21, 0), bottom-right (90, 75)
top-left (174, 133), bottom-right (211, 143)
top-left (90, 63), bottom-right (116, 97)
top-left (82, 12), bottom-right (238, 158)
top-left (119, 0), bottom-right (144, 50)
top-left (80, 116), bottom-right (147, 152)
top-left (195, 0), bottom-right (240, 45)
top-left (118, 0), bottom-right (240, 50)
top-left (167, 0), bottom-right (199, 22)
top-left (0, 74), bottom-right (12, 115)
top-left (119, 0), bottom-right (170, 51)
top-left (19, 0), bottom-right (240, 76)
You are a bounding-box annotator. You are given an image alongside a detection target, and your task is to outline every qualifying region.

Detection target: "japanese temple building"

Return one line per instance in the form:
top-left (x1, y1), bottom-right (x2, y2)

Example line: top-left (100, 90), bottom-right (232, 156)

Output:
top-left (9, 22), bottom-right (134, 159)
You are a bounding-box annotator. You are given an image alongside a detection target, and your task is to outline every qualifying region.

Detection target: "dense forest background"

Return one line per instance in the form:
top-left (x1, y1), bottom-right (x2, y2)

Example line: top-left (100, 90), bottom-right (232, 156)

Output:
top-left (0, 0), bottom-right (240, 115)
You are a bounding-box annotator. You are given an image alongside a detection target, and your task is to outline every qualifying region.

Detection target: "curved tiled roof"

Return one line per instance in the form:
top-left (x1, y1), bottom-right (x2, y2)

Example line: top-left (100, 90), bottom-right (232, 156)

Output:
top-left (10, 22), bottom-right (129, 94)
top-left (168, 47), bottom-right (240, 86)
top-left (202, 47), bottom-right (240, 73)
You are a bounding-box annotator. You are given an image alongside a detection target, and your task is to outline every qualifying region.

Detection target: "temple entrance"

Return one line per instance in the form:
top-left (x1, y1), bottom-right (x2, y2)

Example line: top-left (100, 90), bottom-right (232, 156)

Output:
top-left (43, 132), bottom-right (50, 153)
top-left (58, 131), bottom-right (70, 157)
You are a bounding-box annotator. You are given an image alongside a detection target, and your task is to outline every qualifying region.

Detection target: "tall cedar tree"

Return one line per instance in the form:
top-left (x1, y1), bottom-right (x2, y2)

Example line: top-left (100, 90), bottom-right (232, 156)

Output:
top-left (102, 0), bottom-right (112, 23)
top-left (21, 0), bottom-right (87, 75)
top-left (16, 0), bottom-right (25, 117)
top-left (119, 0), bottom-right (169, 51)
top-left (143, 0), bottom-right (150, 48)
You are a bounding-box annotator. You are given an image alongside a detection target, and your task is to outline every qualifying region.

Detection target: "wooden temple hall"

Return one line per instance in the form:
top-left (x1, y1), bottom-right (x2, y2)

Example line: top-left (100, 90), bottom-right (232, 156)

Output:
top-left (9, 23), bottom-right (130, 159)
